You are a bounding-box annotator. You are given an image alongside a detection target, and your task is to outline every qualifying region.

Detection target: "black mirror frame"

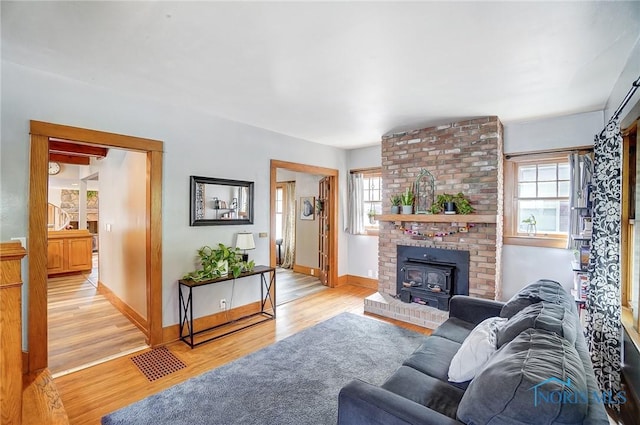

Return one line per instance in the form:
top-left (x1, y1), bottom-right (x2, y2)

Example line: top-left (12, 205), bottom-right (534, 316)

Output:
top-left (189, 175), bottom-right (254, 226)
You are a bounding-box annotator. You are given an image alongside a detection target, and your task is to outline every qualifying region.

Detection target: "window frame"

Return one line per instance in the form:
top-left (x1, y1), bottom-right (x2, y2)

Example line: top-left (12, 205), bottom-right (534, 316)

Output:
top-left (275, 184), bottom-right (284, 240)
top-left (504, 151), bottom-right (575, 249)
top-left (352, 167), bottom-right (382, 236)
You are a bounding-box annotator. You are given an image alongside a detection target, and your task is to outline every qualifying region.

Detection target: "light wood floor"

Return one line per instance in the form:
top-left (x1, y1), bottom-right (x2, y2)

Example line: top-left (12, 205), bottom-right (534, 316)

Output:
top-left (54, 284), bottom-right (432, 425)
top-left (276, 267), bottom-right (327, 305)
top-left (48, 269), bottom-right (148, 376)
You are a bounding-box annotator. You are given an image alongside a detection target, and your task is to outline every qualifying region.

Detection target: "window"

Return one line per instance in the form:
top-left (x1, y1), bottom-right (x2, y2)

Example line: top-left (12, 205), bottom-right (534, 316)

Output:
top-left (362, 172), bottom-right (382, 228)
top-left (504, 153), bottom-right (571, 248)
top-left (347, 168), bottom-right (381, 235)
top-left (275, 186), bottom-right (283, 240)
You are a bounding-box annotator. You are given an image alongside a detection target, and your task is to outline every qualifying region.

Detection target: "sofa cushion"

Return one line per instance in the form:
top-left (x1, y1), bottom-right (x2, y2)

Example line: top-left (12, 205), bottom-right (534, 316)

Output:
top-left (457, 329), bottom-right (588, 425)
top-left (500, 279), bottom-right (575, 318)
top-left (432, 317), bottom-right (476, 344)
top-left (381, 366), bottom-right (465, 419)
top-left (497, 302), bottom-right (577, 348)
top-left (403, 336), bottom-right (461, 382)
top-left (448, 316), bottom-right (506, 383)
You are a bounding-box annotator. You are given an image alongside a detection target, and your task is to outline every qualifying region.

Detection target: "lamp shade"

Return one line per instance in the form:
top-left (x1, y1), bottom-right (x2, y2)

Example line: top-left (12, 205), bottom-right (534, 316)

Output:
top-left (236, 232), bottom-right (256, 251)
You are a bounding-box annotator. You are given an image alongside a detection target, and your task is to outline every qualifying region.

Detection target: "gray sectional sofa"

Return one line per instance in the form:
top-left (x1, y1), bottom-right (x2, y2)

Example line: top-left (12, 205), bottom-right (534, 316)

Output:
top-left (337, 279), bottom-right (610, 424)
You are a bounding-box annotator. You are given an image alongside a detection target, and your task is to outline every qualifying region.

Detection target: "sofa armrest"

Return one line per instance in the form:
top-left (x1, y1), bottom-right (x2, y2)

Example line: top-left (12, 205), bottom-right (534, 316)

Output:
top-left (337, 379), bottom-right (462, 425)
top-left (449, 295), bottom-right (504, 325)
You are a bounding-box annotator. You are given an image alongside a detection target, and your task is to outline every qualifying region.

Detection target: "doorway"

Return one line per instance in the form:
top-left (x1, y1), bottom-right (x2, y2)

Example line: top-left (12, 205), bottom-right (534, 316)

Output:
top-left (270, 160), bottom-right (339, 292)
top-left (46, 147), bottom-right (150, 375)
top-left (27, 120), bottom-right (163, 373)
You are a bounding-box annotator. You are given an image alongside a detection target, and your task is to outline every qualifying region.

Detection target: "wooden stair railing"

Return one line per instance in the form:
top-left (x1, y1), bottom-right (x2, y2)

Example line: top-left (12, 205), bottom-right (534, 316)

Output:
top-left (0, 241), bottom-right (27, 425)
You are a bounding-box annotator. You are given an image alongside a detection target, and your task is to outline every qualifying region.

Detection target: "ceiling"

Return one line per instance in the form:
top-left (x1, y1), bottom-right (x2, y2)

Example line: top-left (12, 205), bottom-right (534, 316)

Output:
top-left (2, 1), bottom-right (639, 148)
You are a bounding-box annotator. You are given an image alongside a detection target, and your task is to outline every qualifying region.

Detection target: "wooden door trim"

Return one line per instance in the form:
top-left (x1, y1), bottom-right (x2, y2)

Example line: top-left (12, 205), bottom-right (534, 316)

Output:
top-left (28, 120), bottom-right (163, 373)
top-left (270, 160), bottom-right (339, 287)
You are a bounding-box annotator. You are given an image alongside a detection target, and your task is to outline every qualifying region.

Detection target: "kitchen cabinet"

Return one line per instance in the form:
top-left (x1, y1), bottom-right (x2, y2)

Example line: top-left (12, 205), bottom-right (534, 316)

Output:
top-left (47, 229), bottom-right (93, 276)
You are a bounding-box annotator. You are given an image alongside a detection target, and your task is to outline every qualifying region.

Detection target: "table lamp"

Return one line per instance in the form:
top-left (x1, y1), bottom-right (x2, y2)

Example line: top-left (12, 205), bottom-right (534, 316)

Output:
top-left (236, 232), bottom-right (255, 262)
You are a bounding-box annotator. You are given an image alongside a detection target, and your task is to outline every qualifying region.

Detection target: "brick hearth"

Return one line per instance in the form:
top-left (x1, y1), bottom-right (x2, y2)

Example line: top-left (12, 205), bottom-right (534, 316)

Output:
top-left (365, 116), bottom-right (504, 328)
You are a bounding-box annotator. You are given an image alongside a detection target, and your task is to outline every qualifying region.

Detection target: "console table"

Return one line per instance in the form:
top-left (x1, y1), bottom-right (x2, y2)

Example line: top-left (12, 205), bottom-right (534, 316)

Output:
top-left (178, 265), bottom-right (276, 348)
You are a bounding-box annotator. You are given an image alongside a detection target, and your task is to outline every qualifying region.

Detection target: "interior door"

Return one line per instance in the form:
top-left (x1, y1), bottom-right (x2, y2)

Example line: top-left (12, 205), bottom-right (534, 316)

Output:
top-left (318, 177), bottom-right (330, 286)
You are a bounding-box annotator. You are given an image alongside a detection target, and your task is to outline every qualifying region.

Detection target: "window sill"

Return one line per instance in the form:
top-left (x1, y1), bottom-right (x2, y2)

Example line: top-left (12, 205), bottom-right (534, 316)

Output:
top-left (363, 227), bottom-right (379, 237)
top-left (622, 307), bottom-right (640, 353)
top-left (504, 235), bottom-right (567, 249)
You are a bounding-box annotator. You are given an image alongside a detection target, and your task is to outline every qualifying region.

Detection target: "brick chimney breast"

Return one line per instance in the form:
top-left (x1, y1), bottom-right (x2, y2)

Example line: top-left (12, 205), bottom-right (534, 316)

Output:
top-left (366, 117), bottom-right (504, 328)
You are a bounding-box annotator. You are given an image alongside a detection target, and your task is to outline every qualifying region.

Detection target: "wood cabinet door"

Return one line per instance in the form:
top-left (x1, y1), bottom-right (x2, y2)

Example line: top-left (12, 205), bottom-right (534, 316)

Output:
top-left (47, 239), bottom-right (65, 274)
top-left (67, 237), bottom-right (92, 271)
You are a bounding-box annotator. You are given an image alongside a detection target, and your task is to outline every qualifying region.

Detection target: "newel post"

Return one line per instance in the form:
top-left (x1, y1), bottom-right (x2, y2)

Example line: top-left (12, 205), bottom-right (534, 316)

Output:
top-left (0, 241), bottom-right (27, 425)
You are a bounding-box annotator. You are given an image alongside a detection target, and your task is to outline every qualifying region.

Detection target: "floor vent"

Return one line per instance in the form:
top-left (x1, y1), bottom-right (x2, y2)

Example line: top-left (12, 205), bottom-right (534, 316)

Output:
top-left (130, 347), bottom-right (186, 381)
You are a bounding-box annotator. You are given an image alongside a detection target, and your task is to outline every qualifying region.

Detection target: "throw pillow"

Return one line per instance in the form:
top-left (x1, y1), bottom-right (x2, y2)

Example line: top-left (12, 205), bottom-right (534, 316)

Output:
top-left (447, 316), bottom-right (507, 383)
top-left (497, 302), bottom-right (577, 348)
top-left (457, 329), bottom-right (588, 425)
top-left (500, 279), bottom-right (574, 319)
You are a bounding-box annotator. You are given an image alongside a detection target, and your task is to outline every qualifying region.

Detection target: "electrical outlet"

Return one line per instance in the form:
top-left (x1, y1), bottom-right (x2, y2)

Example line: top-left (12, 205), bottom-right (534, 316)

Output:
top-left (310, 269), bottom-right (315, 276)
top-left (367, 269), bottom-right (373, 277)
top-left (220, 299), bottom-right (227, 310)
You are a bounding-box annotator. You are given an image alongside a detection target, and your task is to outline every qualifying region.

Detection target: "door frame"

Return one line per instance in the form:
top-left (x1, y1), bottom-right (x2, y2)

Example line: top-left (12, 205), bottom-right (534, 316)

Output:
top-left (269, 160), bottom-right (339, 287)
top-left (27, 120), bottom-right (164, 373)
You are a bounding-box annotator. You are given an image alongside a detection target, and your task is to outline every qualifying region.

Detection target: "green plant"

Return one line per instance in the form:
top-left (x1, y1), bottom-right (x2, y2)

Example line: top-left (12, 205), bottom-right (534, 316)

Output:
top-left (429, 192), bottom-right (475, 214)
top-left (183, 243), bottom-right (255, 281)
top-left (400, 187), bottom-right (415, 206)
top-left (390, 195), bottom-right (402, 206)
top-left (522, 214), bottom-right (537, 236)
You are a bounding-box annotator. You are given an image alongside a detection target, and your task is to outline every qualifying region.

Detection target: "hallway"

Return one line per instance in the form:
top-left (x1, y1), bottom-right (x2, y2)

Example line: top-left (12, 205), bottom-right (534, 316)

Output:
top-left (47, 261), bottom-right (148, 376)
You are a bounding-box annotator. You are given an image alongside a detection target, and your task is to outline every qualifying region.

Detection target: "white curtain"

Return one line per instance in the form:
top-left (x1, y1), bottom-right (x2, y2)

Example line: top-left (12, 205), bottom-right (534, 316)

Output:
top-left (281, 182), bottom-right (296, 269)
top-left (346, 173), bottom-right (365, 234)
top-left (566, 153), bottom-right (593, 249)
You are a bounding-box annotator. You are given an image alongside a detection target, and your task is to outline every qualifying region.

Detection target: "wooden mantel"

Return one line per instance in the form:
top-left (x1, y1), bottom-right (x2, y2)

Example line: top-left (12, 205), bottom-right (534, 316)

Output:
top-left (0, 241), bottom-right (27, 425)
top-left (376, 214), bottom-right (497, 224)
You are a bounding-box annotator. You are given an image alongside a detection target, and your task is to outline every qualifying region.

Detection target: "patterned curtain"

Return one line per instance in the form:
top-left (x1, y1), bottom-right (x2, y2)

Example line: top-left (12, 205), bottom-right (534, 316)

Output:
top-left (281, 182), bottom-right (296, 269)
top-left (585, 118), bottom-right (622, 406)
top-left (346, 173), bottom-right (365, 234)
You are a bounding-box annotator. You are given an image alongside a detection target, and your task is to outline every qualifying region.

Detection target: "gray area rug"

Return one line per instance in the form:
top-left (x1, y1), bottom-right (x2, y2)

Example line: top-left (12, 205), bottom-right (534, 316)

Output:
top-left (102, 312), bottom-right (425, 425)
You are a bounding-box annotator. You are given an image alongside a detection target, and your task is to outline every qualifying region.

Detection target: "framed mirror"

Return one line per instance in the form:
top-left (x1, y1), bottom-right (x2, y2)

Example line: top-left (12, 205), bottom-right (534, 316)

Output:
top-left (190, 176), bottom-right (254, 226)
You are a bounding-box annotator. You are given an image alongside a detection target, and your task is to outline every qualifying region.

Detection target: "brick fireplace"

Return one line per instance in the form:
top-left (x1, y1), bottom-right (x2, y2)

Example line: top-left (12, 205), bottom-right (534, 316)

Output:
top-left (364, 116), bottom-right (504, 329)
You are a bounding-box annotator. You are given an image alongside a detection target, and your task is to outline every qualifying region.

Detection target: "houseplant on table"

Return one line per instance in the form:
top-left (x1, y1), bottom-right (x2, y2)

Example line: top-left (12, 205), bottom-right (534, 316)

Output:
top-left (183, 243), bottom-right (255, 282)
top-left (400, 187), bottom-right (415, 214)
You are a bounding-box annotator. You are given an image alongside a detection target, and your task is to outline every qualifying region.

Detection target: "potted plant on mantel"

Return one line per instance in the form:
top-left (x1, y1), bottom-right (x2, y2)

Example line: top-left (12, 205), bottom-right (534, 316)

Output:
top-left (183, 243), bottom-right (255, 282)
top-left (400, 187), bottom-right (415, 214)
top-left (390, 195), bottom-right (402, 214)
top-left (429, 192), bottom-right (475, 215)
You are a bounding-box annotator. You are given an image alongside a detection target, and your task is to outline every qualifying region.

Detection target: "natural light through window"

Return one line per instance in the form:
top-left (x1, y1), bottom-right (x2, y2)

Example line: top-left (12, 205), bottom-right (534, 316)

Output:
top-left (363, 174), bottom-right (382, 227)
top-left (275, 187), bottom-right (283, 240)
top-left (516, 162), bottom-right (570, 234)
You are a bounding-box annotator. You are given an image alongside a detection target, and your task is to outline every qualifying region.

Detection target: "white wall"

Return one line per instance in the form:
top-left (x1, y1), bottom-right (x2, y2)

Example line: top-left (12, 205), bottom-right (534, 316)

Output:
top-left (501, 110), bottom-right (604, 300)
top-left (0, 60), bottom-right (348, 328)
top-left (346, 145), bottom-right (381, 278)
top-left (98, 149), bottom-right (148, 318)
top-left (294, 172), bottom-right (321, 268)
